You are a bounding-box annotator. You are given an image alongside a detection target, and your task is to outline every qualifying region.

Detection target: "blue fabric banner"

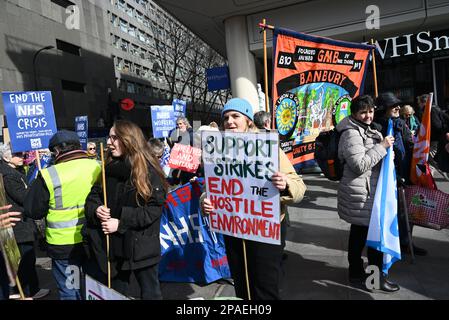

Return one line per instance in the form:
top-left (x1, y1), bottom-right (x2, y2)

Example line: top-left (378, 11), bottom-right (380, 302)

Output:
top-left (366, 119), bottom-right (401, 274)
top-left (159, 179), bottom-right (231, 284)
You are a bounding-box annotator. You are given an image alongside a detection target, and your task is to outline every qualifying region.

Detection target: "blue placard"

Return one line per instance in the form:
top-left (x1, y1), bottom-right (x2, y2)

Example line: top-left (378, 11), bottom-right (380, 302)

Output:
top-left (75, 115), bottom-right (88, 150)
top-left (2, 91), bottom-right (57, 152)
top-left (159, 179), bottom-right (231, 284)
top-left (206, 66), bottom-right (230, 91)
top-left (172, 99), bottom-right (186, 119)
top-left (151, 105), bottom-right (176, 138)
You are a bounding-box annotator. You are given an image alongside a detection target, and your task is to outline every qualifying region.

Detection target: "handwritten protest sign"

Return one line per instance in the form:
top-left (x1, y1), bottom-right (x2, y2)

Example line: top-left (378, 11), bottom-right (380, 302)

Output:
top-left (2, 91), bottom-right (57, 152)
top-left (202, 131), bottom-right (280, 245)
top-left (168, 143), bottom-right (201, 173)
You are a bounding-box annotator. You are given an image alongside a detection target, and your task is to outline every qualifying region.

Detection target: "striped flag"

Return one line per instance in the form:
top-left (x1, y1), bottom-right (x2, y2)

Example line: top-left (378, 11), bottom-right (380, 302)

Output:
top-left (367, 119), bottom-right (401, 274)
top-left (410, 93), bottom-right (436, 188)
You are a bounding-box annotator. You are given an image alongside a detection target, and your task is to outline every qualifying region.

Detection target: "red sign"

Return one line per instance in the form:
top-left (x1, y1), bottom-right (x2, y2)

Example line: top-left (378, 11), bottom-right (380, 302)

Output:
top-left (168, 143), bottom-right (201, 173)
top-left (120, 98), bottom-right (135, 111)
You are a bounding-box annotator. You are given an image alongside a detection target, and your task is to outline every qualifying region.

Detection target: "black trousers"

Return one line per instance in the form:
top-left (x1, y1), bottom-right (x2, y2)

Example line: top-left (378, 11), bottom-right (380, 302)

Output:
top-left (224, 219), bottom-right (287, 300)
top-left (17, 242), bottom-right (40, 296)
top-left (112, 264), bottom-right (162, 300)
top-left (347, 224), bottom-right (383, 278)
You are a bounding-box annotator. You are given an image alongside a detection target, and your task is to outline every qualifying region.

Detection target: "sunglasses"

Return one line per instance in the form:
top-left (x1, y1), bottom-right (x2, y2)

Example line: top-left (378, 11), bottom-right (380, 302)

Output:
top-left (12, 152), bottom-right (24, 157)
top-left (88, 147), bottom-right (96, 150)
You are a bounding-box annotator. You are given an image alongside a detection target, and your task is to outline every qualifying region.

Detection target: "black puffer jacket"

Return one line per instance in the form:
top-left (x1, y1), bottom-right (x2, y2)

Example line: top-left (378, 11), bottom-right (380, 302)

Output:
top-left (0, 160), bottom-right (36, 243)
top-left (84, 158), bottom-right (166, 271)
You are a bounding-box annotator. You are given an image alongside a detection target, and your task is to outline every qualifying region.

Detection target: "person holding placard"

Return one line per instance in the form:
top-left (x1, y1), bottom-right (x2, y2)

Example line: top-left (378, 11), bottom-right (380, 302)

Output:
top-left (84, 120), bottom-right (168, 300)
top-left (201, 98), bottom-right (306, 300)
top-left (23, 130), bottom-right (102, 300)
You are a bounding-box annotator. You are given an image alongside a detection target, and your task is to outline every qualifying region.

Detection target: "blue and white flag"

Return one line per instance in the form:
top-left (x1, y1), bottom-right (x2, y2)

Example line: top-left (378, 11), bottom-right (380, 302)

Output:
top-left (366, 119), bottom-right (401, 274)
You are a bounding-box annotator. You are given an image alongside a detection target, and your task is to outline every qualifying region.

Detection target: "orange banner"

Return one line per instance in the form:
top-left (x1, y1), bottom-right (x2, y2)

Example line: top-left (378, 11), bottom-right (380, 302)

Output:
top-left (272, 28), bottom-right (372, 168)
top-left (410, 93), bottom-right (435, 188)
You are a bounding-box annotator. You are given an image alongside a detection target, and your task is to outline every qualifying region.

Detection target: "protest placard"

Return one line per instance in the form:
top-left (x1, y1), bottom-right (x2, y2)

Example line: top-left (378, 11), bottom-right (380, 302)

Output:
top-left (172, 99), bottom-right (186, 118)
top-left (202, 131), bottom-right (280, 245)
top-left (2, 91), bottom-right (57, 152)
top-left (75, 115), bottom-right (88, 150)
top-left (151, 105), bottom-right (176, 138)
top-left (168, 143), bottom-right (201, 173)
top-left (85, 275), bottom-right (130, 300)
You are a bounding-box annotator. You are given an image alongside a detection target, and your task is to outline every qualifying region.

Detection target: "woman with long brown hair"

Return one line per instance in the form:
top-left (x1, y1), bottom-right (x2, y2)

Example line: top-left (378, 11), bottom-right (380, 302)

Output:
top-left (84, 120), bottom-right (168, 299)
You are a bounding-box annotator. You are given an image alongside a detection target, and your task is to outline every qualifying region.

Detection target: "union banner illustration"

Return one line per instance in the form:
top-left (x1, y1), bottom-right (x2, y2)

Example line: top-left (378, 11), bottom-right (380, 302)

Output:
top-left (272, 28), bottom-right (373, 169)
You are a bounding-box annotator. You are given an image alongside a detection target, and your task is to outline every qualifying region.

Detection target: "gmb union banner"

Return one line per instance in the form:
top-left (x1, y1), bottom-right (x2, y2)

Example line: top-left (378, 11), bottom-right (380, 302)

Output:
top-left (159, 179), bottom-right (231, 284)
top-left (273, 28), bottom-right (372, 169)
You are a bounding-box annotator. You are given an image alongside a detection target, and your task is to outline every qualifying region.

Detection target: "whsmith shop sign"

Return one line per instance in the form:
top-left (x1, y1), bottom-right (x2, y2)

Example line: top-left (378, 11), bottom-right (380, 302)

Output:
top-left (367, 30), bottom-right (449, 59)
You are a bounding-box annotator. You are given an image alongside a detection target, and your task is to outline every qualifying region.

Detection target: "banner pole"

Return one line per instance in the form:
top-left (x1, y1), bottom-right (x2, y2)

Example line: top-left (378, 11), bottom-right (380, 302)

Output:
top-left (35, 150), bottom-right (41, 171)
top-left (242, 239), bottom-right (251, 300)
top-left (100, 142), bottom-right (111, 288)
top-left (15, 275), bottom-right (25, 300)
top-left (370, 39), bottom-right (379, 97)
top-left (262, 18), bottom-right (270, 115)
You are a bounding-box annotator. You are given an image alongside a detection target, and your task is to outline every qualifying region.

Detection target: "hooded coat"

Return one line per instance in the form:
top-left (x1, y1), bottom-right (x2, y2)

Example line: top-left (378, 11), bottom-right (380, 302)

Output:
top-left (336, 116), bottom-right (387, 226)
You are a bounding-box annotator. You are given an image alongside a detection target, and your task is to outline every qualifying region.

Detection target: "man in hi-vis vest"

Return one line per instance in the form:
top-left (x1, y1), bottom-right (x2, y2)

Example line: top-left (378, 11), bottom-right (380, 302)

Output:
top-left (24, 130), bottom-right (101, 300)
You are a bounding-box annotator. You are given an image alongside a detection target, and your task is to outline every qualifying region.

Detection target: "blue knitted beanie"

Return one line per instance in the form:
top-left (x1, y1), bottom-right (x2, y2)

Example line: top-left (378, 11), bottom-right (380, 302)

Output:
top-left (221, 98), bottom-right (254, 121)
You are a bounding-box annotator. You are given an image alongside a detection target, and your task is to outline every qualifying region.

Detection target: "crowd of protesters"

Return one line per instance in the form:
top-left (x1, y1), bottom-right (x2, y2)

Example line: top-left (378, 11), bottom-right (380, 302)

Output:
top-left (0, 91), bottom-right (448, 301)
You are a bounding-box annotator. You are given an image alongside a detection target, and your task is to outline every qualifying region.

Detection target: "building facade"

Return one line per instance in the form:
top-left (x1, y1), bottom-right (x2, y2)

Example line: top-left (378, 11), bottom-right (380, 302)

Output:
top-left (155, 0), bottom-right (449, 110)
top-left (0, 0), bottom-right (225, 140)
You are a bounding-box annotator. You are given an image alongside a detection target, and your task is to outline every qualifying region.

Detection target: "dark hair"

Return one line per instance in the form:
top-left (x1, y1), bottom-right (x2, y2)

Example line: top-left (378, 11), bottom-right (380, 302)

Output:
top-left (350, 95), bottom-right (375, 114)
top-left (54, 142), bottom-right (81, 154)
top-left (253, 111), bottom-right (271, 130)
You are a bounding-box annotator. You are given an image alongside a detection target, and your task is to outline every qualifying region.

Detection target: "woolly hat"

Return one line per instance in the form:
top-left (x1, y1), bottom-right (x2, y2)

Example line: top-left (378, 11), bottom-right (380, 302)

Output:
top-left (221, 98), bottom-right (254, 121)
top-left (375, 92), bottom-right (402, 111)
top-left (48, 130), bottom-right (80, 151)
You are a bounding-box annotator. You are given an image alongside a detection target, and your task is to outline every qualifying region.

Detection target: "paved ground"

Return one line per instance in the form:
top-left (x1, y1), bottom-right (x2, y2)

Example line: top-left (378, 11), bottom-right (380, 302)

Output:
top-left (34, 170), bottom-right (449, 300)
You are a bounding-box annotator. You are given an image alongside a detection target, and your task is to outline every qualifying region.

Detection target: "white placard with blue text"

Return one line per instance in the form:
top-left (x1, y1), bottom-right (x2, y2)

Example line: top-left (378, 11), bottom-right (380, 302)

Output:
top-left (2, 91), bottom-right (57, 152)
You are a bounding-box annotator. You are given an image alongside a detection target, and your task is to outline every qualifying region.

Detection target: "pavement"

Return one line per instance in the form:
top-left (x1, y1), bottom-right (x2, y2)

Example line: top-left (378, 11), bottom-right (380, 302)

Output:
top-left (34, 169), bottom-right (449, 300)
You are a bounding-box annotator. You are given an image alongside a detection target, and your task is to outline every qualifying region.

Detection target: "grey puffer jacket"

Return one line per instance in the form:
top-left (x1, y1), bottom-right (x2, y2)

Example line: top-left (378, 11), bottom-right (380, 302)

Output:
top-left (336, 116), bottom-right (387, 226)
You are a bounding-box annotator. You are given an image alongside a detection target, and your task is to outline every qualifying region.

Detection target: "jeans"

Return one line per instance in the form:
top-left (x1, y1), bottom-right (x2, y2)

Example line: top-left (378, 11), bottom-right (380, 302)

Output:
top-left (112, 264), bottom-right (162, 300)
top-left (0, 254), bottom-right (9, 300)
top-left (52, 257), bottom-right (84, 300)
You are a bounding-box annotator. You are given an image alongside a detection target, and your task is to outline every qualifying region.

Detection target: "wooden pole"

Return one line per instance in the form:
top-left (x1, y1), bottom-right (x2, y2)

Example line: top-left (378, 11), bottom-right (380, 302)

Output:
top-left (15, 276), bottom-right (25, 300)
top-left (370, 39), bottom-right (379, 98)
top-left (100, 143), bottom-right (111, 288)
top-left (242, 240), bottom-right (251, 300)
top-left (35, 150), bottom-right (41, 171)
top-left (262, 18), bottom-right (270, 115)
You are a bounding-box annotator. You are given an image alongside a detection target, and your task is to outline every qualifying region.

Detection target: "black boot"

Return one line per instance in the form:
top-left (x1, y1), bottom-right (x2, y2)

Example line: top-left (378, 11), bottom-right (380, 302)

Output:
top-left (379, 273), bottom-right (400, 293)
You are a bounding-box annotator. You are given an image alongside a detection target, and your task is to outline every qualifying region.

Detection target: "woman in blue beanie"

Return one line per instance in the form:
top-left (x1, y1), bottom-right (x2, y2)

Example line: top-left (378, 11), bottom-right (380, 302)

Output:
top-left (201, 98), bottom-right (306, 300)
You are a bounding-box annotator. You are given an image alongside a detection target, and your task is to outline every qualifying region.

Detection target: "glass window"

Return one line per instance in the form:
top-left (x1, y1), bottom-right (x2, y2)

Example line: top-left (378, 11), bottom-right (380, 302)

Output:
top-left (119, 19), bottom-right (128, 33)
top-left (126, 5), bottom-right (134, 17)
top-left (127, 82), bottom-right (136, 94)
top-left (121, 39), bottom-right (129, 52)
top-left (128, 24), bottom-right (136, 38)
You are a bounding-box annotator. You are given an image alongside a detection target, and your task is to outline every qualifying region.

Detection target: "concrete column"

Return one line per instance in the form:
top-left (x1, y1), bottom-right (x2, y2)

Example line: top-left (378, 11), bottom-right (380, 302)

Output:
top-left (224, 16), bottom-right (259, 113)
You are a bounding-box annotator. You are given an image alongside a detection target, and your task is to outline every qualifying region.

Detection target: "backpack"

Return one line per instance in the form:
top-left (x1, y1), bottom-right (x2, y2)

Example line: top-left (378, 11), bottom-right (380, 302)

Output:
top-left (314, 129), bottom-right (344, 181)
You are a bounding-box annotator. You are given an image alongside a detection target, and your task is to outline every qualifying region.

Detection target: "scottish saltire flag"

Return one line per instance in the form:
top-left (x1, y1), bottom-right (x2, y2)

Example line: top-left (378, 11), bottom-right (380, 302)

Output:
top-left (366, 119), bottom-right (401, 274)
